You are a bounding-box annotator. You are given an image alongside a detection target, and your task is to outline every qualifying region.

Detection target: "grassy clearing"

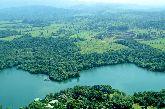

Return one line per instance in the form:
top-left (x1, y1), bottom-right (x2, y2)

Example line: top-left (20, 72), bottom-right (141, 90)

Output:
top-left (140, 38), bottom-right (165, 51)
top-left (70, 31), bottom-right (97, 39)
top-left (28, 23), bottom-right (62, 37)
top-left (0, 35), bottom-right (22, 41)
top-left (76, 38), bottom-right (127, 54)
top-left (133, 104), bottom-right (157, 109)
top-left (0, 21), bottom-right (63, 39)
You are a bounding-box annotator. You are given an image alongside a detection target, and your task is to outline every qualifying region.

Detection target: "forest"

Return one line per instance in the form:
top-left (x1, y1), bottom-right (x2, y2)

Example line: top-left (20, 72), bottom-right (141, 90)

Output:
top-left (22, 85), bottom-right (165, 109)
top-left (0, 8), bottom-right (164, 81)
top-left (0, 4), bottom-right (164, 109)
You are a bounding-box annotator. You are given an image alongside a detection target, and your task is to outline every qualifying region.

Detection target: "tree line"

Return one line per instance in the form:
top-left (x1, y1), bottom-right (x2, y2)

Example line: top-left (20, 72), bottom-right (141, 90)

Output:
top-left (22, 85), bottom-right (165, 109)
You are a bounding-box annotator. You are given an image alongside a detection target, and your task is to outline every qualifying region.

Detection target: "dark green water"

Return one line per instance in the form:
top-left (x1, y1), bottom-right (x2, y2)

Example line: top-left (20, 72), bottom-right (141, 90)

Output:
top-left (0, 64), bottom-right (165, 109)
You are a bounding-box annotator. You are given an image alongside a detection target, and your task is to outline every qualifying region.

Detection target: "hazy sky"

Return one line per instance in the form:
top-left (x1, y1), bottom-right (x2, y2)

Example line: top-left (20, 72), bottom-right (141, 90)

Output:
top-left (79, 0), bottom-right (165, 5)
top-left (0, 0), bottom-right (165, 8)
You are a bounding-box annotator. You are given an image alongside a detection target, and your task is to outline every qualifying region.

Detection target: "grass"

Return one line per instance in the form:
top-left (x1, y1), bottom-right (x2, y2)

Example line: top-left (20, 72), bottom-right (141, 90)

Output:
top-left (71, 30), bottom-right (127, 54)
top-left (133, 104), bottom-right (142, 109)
top-left (140, 38), bottom-right (165, 51)
top-left (28, 23), bottom-right (62, 37)
top-left (70, 31), bottom-right (97, 39)
top-left (0, 35), bottom-right (22, 41)
top-left (133, 104), bottom-right (157, 109)
top-left (76, 38), bottom-right (127, 54)
top-left (0, 20), bottom-right (164, 54)
top-left (0, 21), bottom-right (63, 39)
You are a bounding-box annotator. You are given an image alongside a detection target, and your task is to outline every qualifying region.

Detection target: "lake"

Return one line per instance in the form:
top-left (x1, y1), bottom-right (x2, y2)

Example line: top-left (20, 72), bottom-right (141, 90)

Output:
top-left (0, 64), bottom-right (165, 109)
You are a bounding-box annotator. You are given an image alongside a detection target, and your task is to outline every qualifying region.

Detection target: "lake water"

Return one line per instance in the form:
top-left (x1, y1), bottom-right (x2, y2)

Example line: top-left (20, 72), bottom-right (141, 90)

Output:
top-left (0, 64), bottom-right (165, 109)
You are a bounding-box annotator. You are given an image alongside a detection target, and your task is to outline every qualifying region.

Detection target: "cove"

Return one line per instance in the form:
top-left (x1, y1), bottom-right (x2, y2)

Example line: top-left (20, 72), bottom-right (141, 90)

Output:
top-left (0, 64), bottom-right (165, 109)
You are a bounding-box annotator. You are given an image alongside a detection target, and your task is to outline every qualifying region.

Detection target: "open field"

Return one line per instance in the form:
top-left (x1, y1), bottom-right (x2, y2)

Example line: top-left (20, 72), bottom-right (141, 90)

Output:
top-left (140, 38), bottom-right (165, 51)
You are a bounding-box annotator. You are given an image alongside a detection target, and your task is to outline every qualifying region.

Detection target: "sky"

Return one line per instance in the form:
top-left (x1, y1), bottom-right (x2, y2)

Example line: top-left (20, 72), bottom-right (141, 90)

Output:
top-left (0, 0), bottom-right (165, 8)
top-left (78, 0), bottom-right (165, 5)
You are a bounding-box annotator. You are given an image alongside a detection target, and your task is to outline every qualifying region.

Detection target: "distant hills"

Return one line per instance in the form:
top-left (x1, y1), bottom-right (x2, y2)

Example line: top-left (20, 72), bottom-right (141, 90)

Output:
top-left (0, 4), bottom-right (164, 21)
top-left (0, 6), bottom-right (75, 21)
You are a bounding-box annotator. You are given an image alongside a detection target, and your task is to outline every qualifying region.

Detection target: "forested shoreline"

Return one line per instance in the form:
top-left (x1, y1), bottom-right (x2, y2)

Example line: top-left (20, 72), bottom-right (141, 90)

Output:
top-left (0, 36), bottom-right (164, 82)
top-left (22, 85), bottom-right (165, 109)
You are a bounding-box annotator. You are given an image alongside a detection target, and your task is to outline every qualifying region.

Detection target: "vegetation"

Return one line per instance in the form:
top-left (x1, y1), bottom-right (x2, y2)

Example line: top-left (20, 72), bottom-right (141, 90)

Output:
top-left (0, 5), bottom-right (165, 108)
top-left (0, 36), bottom-right (164, 81)
top-left (22, 85), bottom-right (165, 109)
top-left (76, 38), bottom-right (126, 54)
top-left (0, 6), bottom-right (164, 81)
top-left (0, 36), bottom-right (82, 81)
top-left (0, 29), bottom-right (21, 38)
top-left (116, 39), bottom-right (165, 71)
top-left (140, 38), bottom-right (165, 51)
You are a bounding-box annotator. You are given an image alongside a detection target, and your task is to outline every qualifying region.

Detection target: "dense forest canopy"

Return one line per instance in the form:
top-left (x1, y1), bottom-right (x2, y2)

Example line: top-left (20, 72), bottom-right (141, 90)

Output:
top-left (22, 85), bottom-right (165, 109)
